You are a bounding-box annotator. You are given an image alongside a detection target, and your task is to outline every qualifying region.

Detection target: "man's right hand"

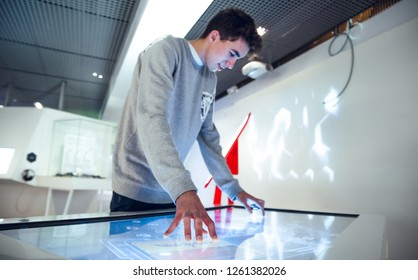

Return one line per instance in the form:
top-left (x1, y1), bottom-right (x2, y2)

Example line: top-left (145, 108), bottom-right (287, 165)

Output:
top-left (164, 190), bottom-right (218, 241)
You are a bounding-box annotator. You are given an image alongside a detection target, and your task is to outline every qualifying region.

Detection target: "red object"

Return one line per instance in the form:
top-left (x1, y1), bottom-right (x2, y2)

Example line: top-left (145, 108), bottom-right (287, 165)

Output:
top-left (205, 113), bottom-right (251, 206)
top-left (226, 140), bottom-right (239, 175)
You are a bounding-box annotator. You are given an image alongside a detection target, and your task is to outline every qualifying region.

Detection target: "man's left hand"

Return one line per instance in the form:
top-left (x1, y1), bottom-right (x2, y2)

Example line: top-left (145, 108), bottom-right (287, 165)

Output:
top-left (236, 191), bottom-right (265, 215)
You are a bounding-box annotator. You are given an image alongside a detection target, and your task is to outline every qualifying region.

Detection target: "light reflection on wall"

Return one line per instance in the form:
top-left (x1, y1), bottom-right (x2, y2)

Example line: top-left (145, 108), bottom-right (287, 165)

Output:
top-left (323, 88), bottom-right (340, 114)
top-left (246, 89), bottom-right (338, 183)
top-left (0, 148), bottom-right (15, 174)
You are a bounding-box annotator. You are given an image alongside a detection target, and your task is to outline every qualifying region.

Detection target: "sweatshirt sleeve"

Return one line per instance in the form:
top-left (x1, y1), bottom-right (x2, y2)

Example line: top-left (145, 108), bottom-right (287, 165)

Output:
top-left (136, 38), bottom-right (197, 203)
top-left (197, 106), bottom-right (245, 201)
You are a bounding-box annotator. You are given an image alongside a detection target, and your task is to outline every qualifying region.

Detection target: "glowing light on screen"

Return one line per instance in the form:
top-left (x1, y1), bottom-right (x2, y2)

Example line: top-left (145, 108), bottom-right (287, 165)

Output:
top-left (250, 211), bottom-right (265, 224)
top-left (0, 148), bottom-right (15, 174)
top-left (314, 239), bottom-right (332, 257)
top-left (267, 212), bottom-right (284, 259)
top-left (323, 216), bottom-right (335, 230)
top-left (243, 242), bottom-right (257, 259)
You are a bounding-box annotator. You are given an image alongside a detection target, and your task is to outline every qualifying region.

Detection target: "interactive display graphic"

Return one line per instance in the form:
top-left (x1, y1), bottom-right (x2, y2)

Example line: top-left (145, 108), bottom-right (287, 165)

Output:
top-left (0, 207), bottom-right (355, 260)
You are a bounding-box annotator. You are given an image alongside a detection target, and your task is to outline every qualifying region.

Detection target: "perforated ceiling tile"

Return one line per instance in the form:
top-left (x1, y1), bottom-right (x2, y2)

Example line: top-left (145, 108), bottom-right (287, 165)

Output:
top-left (185, 0), bottom-right (395, 97)
top-left (0, 0), bottom-right (400, 117)
top-left (0, 0), bottom-right (139, 116)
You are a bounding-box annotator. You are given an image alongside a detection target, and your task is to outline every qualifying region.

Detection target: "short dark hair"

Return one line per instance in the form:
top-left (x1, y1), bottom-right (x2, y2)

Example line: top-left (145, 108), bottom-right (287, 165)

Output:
top-left (200, 8), bottom-right (262, 55)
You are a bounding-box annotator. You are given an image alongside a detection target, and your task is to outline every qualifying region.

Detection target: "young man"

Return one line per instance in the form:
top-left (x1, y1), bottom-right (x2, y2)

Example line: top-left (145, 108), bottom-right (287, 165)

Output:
top-left (111, 8), bottom-right (265, 241)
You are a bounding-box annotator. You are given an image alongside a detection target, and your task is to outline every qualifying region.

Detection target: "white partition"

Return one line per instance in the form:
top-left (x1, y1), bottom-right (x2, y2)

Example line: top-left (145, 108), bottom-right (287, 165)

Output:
top-left (0, 108), bottom-right (116, 217)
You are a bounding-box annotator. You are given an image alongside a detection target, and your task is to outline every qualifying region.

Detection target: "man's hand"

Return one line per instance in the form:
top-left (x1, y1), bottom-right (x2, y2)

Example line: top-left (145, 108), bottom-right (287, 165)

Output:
top-left (236, 191), bottom-right (265, 215)
top-left (164, 190), bottom-right (217, 241)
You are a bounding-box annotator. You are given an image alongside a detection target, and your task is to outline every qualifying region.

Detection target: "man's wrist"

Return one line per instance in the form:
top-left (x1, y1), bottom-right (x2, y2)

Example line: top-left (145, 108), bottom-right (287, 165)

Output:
top-left (175, 189), bottom-right (197, 204)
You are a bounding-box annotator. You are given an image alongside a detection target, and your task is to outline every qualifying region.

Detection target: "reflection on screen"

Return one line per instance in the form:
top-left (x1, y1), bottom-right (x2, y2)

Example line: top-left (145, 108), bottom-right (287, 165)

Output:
top-left (1, 207), bottom-right (354, 260)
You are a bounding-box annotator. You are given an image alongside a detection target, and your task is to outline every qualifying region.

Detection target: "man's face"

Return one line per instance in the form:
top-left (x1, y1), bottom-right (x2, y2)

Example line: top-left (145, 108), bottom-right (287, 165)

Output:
top-left (205, 31), bottom-right (250, 72)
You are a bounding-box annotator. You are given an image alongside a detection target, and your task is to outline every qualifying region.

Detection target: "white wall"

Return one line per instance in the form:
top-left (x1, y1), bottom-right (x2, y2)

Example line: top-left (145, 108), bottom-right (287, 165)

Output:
top-left (188, 1), bottom-right (418, 259)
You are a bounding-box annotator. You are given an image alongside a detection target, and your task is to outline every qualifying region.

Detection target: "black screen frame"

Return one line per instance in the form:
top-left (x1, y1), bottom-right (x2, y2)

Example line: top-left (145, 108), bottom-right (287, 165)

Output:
top-left (0, 205), bottom-right (358, 231)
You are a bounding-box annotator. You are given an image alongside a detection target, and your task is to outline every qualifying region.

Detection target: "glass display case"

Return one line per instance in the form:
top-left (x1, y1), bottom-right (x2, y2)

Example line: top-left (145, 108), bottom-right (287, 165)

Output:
top-left (49, 119), bottom-right (116, 179)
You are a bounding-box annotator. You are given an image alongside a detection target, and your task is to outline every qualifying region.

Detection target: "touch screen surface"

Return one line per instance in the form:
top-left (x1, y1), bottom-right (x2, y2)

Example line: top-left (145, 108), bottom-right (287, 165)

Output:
top-left (0, 207), bottom-right (355, 260)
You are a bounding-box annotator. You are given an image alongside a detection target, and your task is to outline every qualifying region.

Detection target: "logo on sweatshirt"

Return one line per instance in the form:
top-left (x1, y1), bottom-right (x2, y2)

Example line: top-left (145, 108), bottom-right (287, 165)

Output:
top-left (200, 91), bottom-right (215, 122)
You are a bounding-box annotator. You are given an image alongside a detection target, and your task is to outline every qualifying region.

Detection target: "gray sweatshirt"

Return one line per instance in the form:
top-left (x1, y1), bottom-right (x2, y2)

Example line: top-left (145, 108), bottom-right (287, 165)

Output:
top-left (112, 35), bottom-right (244, 204)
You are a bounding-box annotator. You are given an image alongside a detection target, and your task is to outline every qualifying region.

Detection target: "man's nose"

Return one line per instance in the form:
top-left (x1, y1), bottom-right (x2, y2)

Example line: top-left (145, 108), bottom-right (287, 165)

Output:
top-left (226, 57), bottom-right (238, 69)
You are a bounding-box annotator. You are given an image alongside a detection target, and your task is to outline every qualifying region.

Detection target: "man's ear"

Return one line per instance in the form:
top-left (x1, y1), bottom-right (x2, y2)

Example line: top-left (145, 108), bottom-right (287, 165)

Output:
top-left (209, 30), bottom-right (220, 43)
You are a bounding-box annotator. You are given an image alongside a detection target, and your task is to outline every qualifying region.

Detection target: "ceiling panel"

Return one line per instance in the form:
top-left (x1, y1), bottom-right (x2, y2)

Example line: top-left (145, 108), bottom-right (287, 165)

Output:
top-left (185, 0), bottom-right (385, 97)
top-left (0, 0), bottom-right (399, 118)
top-left (0, 0), bottom-right (140, 118)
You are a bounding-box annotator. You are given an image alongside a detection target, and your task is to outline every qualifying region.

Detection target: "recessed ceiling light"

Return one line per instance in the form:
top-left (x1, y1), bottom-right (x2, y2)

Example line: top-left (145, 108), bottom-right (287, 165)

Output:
top-left (34, 102), bottom-right (43, 109)
top-left (92, 72), bottom-right (98, 77)
top-left (98, 75), bottom-right (103, 79)
top-left (257, 26), bottom-right (268, 36)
